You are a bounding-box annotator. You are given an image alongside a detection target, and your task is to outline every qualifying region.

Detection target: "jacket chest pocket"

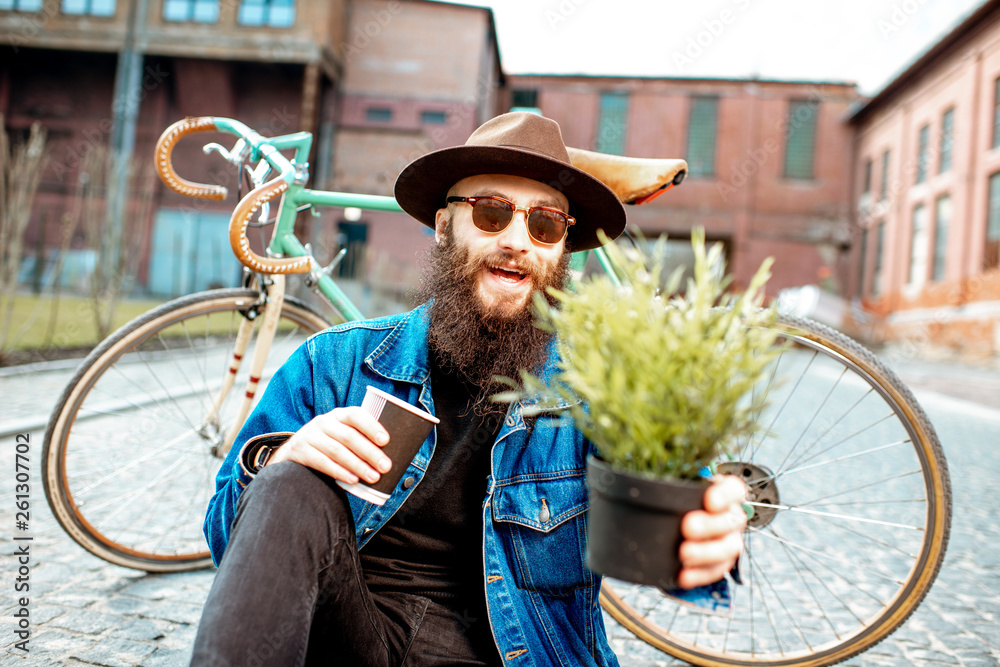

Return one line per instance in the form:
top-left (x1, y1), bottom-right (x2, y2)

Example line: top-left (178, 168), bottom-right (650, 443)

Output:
top-left (492, 474), bottom-right (595, 596)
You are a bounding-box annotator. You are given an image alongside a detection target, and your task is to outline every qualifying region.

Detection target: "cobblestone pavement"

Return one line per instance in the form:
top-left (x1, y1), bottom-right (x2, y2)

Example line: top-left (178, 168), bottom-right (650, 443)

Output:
top-left (2, 354), bottom-right (999, 666)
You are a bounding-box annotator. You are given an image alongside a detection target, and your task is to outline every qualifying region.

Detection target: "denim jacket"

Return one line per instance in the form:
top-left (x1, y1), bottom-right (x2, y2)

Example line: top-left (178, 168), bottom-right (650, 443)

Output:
top-left (204, 303), bottom-right (621, 666)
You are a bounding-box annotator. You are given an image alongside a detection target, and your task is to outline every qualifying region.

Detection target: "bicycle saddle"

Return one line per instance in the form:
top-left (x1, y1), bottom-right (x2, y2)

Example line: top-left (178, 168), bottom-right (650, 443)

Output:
top-left (567, 147), bottom-right (687, 205)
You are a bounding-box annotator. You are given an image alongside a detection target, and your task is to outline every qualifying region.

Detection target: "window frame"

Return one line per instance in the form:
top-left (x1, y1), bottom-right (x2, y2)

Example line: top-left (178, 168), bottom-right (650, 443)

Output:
top-left (686, 96), bottom-right (719, 178)
top-left (986, 171), bottom-right (1000, 270)
top-left (872, 220), bottom-right (885, 296)
top-left (939, 107), bottom-right (954, 175)
top-left (162, 0), bottom-right (219, 23)
top-left (915, 123), bottom-right (929, 184)
top-left (0, 0), bottom-right (44, 11)
top-left (594, 91), bottom-right (629, 156)
top-left (365, 107), bottom-right (393, 123)
top-left (419, 110), bottom-right (448, 125)
top-left (238, 0), bottom-right (296, 29)
top-left (783, 98), bottom-right (819, 180)
top-left (993, 77), bottom-right (1000, 150)
top-left (931, 194), bottom-right (950, 282)
top-left (511, 89), bottom-right (538, 109)
top-left (908, 203), bottom-right (929, 288)
top-left (61, 0), bottom-right (116, 16)
top-left (879, 149), bottom-right (890, 201)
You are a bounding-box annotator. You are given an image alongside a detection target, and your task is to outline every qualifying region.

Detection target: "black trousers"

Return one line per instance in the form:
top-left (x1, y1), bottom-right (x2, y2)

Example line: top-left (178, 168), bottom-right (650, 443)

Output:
top-left (190, 462), bottom-right (497, 667)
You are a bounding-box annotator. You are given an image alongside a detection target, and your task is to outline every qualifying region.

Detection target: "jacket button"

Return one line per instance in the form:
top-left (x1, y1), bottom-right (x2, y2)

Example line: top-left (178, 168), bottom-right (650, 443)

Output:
top-left (402, 476), bottom-right (416, 489)
top-left (505, 416), bottom-right (515, 427)
top-left (362, 527), bottom-right (374, 535)
top-left (538, 505), bottom-right (550, 523)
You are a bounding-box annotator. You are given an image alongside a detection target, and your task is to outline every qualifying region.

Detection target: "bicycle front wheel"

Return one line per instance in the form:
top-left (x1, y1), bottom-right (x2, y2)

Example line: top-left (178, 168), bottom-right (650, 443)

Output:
top-left (43, 289), bottom-right (331, 572)
top-left (601, 315), bottom-right (952, 667)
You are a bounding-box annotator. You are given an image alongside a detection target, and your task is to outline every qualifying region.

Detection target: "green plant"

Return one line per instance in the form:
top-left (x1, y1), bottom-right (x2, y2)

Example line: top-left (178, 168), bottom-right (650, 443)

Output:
top-left (503, 229), bottom-right (782, 480)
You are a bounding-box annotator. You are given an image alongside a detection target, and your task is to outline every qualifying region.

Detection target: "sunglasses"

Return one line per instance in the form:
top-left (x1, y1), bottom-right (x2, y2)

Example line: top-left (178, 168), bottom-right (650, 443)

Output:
top-left (446, 195), bottom-right (576, 245)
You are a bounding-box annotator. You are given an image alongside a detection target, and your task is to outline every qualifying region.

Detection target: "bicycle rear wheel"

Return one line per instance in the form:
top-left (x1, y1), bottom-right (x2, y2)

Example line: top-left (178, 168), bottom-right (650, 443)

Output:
top-left (601, 315), bottom-right (951, 666)
top-left (43, 288), bottom-right (331, 572)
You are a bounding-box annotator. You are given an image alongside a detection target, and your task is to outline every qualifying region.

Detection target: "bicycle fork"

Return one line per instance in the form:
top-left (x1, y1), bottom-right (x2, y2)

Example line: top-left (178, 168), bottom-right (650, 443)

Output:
top-left (201, 275), bottom-right (288, 458)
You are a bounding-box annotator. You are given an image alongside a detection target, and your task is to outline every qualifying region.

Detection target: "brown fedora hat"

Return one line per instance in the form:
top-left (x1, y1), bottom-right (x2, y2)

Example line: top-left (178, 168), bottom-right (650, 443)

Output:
top-left (394, 112), bottom-right (626, 252)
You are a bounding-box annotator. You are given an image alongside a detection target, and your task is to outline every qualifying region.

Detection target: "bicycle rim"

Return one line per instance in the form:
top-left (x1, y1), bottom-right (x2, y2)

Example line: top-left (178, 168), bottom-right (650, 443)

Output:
top-left (601, 315), bottom-right (952, 667)
top-left (42, 289), bottom-right (330, 572)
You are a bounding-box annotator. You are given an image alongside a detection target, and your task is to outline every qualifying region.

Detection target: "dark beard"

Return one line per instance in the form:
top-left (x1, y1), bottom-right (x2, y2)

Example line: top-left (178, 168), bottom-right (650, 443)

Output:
top-left (413, 227), bottom-right (570, 411)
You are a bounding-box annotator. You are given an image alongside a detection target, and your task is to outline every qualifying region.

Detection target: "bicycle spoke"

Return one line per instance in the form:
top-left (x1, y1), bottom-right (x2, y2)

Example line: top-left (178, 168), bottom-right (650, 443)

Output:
top-left (773, 364), bottom-right (848, 474)
top-left (775, 438), bottom-right (910, 480)
top-left (73, 428), bottom-right (204, 496)
top-left (748, 555), bottom-right (792, 656)
top-left (778, 411), bottom-right (896, 480)
top-left (81, 452), bottom-right (193, 518)
top-left (747, 349), bottom-right (818, 462)
top-left (176, 317), bottom-right (219, 418)
top-left (755, 529), bottom-right (903, 587)
top-left (748, 501), bottom-right (923, 531)
top-left (780, 538), bottom-right (843, 640)
top-left (826, 516), bottom-right (921, 560)
top-left (795, 469), bottom-right (924, 510)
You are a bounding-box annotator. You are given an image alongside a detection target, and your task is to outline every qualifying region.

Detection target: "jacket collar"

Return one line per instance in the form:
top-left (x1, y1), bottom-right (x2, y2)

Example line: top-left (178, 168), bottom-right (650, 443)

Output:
top-left (365, 301), bottom-right (572, 409)
top-left (365, 303), bottom-right (434, 386)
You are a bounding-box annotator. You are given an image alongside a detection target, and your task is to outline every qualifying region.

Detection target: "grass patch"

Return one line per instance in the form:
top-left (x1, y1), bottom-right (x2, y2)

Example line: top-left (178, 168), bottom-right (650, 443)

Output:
top-left (1, 293), bottom-right (165, 353)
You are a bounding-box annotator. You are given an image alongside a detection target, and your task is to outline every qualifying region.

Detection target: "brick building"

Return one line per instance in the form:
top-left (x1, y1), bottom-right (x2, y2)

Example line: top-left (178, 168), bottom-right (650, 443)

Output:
top-left (1, 0), bottom-right (502, 301)
top-left (2, 0), bottom-right (351, 296)
top-left (322, 0), bottom-right (503, 292)
top-left (7, 0), bottom-right (1000, 357)
top-left (850, 0), bottom-right (1000, 357)
top-left (507, 75), bottom-right (860, 294)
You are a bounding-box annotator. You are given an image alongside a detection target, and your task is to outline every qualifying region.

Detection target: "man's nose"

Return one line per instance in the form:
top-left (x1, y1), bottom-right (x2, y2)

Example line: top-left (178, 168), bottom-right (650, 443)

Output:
top-left (497, 211), bottom-right (532, 253)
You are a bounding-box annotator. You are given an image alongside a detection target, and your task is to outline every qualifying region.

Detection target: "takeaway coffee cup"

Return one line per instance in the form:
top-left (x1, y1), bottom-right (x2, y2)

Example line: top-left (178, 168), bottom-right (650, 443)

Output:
top-left (336, 386), bottom-right (439, 506)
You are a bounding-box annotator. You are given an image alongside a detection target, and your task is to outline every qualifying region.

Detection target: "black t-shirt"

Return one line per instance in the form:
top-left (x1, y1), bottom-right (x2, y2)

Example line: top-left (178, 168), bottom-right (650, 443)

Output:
top-left (360, 353), bottom-right (504, 660)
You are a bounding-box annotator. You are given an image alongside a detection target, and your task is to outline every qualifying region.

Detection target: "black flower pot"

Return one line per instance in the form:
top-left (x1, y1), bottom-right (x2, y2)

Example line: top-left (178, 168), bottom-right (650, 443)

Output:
top-left (586, 455), bottom-right (709, 588)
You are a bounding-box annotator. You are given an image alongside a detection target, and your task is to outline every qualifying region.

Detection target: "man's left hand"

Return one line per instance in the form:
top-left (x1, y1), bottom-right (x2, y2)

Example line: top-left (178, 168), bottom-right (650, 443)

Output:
top-left (676, 475), bottom-right (747, 589)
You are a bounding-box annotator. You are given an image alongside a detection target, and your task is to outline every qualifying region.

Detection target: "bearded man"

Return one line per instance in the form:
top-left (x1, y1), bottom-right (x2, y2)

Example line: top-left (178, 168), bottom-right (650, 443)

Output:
top-left (192, 112), bottom-right (746, 667)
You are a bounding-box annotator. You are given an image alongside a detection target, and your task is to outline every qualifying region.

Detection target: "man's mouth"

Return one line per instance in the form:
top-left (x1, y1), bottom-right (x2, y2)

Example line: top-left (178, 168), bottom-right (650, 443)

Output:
top-left (487, 263), bottom-right (530, 284)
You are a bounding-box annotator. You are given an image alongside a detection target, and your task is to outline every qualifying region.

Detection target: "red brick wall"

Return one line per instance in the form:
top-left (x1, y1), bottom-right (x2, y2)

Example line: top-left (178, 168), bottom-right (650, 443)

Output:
top-left (510, 75), bottom-right (859, 294)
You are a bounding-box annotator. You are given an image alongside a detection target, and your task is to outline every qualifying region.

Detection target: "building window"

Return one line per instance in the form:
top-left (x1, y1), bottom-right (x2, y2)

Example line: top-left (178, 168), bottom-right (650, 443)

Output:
top-left (62, 0), bottom-right (115, 15)
top-left (239, 0), bottom-right (295, 28)
top-left (686, 96), bottom-right (718, 178)
top-left (939, 107), bottom-right (954, 174)
top-left (932, 195), bottom-right (950, 282)
top-left (858, 227), bottom-right (869, 297)
top-left (336, 221), bottom-right (367, 280)
top-left (365, 107), bottom-right (392, 123)
top-left (420, 110), bottom-right (447, 125)
top-left (595, 92), bottom-right (628, 156)
top-left (784, 99), bottom-right (818, 180)
top-left (994, 78), bottom-right (1000, 150)
top-left (873, 221), bottom-right (885, 296)
top-left (879, 149), bottom-right (890, 201)
top-left (915, 124), bottom-right (929, 184)
top-left (511, 89), bottom-right (538, 110)
top-left (163, 0), bottom-right (218, 22)
top-left (0, 0), bottom-right (44, 10)
top-left (863, 158), bottom-right (872, 194)
top-left (986, 172), bottom-right (1000, 269)
top-left (908, 204), bottom-right (929, 288)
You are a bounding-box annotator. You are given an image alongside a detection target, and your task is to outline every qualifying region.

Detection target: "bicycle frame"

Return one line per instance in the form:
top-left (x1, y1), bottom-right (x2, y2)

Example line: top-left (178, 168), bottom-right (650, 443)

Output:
top-left (200, 117), bottom-right (619, 453)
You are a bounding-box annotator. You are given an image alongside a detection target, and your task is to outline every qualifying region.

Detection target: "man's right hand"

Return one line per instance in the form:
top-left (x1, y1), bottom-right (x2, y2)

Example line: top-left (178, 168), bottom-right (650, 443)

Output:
top-left (265, 407), bottom-right (392, 485)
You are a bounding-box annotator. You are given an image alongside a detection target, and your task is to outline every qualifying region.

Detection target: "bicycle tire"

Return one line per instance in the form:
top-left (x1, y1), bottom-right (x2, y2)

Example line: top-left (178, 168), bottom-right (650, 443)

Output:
top-left (600, 315), bottom-right (951, 667)
top-left (42, 288), bottom-right (331, 572)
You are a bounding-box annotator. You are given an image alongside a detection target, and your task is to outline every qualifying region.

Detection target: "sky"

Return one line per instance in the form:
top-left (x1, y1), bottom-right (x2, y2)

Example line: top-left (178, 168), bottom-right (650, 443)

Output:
top-left (450, 0), bottom-right (988, 95)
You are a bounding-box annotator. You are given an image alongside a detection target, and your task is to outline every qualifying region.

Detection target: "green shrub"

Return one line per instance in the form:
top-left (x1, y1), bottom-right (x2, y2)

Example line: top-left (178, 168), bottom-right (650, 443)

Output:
top-left (501, 229), bottom-right (782, 480)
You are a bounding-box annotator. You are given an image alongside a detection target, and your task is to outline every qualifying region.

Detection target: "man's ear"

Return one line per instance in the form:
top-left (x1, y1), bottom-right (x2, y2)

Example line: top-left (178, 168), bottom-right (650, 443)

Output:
top-left (433, 208), bottom-right (449, 245)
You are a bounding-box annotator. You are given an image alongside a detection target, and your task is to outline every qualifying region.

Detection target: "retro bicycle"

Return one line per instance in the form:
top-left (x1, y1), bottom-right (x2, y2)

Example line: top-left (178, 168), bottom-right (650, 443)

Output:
top-left (42, 116), bottom-right (951, 667)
